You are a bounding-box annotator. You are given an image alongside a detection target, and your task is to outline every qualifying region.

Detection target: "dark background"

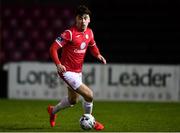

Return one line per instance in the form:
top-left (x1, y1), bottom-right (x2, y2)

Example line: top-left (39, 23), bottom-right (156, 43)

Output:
top-left (91, 0), bottom-right (180, 64)
top-left (0, 0), bottom-right (180, 97)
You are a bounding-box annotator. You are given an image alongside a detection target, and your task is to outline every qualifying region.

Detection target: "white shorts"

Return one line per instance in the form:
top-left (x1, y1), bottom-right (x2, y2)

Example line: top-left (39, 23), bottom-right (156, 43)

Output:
top-left (59, 71), bottom-right (82, 90)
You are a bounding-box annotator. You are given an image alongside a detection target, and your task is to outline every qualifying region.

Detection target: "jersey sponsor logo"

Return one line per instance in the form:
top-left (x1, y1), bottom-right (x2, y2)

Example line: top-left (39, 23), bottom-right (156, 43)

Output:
top-left (74, 42), bottom-right (86, 53)
top-left (74, 49), bottom-right (86, 53)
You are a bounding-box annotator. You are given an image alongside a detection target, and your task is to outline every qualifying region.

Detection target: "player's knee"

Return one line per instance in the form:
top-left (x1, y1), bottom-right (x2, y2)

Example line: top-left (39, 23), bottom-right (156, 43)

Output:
top-left (85, 92), bottom-right (93, 102)
top-left (69, 97), bottom-right (78, 105)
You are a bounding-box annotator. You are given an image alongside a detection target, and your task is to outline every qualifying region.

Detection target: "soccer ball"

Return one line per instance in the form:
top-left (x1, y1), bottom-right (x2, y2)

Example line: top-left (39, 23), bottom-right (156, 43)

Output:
top-left (79, 114), bottom-right (95, 130)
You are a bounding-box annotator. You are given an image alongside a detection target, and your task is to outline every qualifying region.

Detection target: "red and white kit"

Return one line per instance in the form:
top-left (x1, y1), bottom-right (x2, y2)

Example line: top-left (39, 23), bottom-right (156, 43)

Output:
top-left (50, 25), bottom-right (100, 89)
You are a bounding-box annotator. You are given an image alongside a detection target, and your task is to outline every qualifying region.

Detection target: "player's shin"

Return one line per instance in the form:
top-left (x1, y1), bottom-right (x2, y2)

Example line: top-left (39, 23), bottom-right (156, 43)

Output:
top-left (82, 100), bottom-right (93, 114)
top-left (52, 96), bottom-right (73, 114)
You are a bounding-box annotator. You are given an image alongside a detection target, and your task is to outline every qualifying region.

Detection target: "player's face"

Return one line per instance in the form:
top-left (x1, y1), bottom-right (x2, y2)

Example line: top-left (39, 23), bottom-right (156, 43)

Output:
top-left (76, 14), bottom-right (90, 31)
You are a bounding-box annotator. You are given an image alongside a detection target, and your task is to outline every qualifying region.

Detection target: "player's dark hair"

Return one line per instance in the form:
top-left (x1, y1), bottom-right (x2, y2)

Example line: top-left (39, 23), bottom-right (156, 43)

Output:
top-left (75, 5), bottom-right (91, 17)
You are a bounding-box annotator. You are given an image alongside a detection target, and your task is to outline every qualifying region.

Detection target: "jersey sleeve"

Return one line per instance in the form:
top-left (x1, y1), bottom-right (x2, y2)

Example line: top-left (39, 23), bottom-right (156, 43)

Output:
top-left (61, 30), bottom-right (72, 42)
top-left (88, 29), bottom-right (100, 57)
top-left (89, 44), bottom-right (100, 57)
top-left (50, 29), bottom-right (72, 65)
top-left (89, 29), bottom-right (96, 46)
top-left (54, 29), bottom-right (72, 47)
top-left (49, 41), bottom-right (61, 65)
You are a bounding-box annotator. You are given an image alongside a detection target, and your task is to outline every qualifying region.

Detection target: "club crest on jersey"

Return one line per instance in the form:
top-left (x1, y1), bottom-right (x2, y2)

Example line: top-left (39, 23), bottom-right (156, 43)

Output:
top-left (85, 34), bottom-right (89, 39)
top-left (80, 42), bottom-right (86, 49)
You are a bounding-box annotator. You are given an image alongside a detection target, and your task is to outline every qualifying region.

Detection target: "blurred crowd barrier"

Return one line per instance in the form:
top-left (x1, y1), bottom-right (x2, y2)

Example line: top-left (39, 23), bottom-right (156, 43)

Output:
top-left (4, 62), bottom-right (180, 102)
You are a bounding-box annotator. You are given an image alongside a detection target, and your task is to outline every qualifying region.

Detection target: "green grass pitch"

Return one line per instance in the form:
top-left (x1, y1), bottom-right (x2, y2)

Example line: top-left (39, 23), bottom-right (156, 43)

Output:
top-left (0, 99), bottom-right (180, 132)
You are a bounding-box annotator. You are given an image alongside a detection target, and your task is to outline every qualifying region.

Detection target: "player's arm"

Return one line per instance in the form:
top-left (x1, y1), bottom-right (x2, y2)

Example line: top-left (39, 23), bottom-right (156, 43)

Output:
top-left (49, 38), bottom-right (66, 73)
top-left (88, 30), bottom-right (106, 64)
top-left (89, 44), bottom-right (106, 64)
top-left (50, 30), bottom-right (72, 73)
top-left (89, 29), bottom-right (106, 64)
top-left (49, 40), bottom-right (66, 73)
top-left (97, 54), bottom-right (107, 64)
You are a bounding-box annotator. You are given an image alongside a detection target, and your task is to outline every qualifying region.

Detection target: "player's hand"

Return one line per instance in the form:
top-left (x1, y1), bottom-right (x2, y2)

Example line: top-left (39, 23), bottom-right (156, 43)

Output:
top-left (97, 54), bottom-right (106, 64)
top-left (56, 64), bottom-right (66, 73)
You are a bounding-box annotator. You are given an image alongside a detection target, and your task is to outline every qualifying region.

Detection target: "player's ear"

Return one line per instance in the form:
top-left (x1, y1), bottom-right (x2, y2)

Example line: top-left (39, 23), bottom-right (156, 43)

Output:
top-left (75, 16), bottom-right (79, 21)
top-left (88, 16), bottom-right (90, 23)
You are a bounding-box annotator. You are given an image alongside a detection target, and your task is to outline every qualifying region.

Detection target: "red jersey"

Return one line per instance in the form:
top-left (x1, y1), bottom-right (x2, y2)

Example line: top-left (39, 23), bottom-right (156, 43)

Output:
top-left (50, 25), bottom-right (100, 72)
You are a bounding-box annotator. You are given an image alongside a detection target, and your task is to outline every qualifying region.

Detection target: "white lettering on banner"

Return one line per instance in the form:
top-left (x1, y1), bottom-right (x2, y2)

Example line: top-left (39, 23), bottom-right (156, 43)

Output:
top-left (5, 62), bottom-right (180, 101)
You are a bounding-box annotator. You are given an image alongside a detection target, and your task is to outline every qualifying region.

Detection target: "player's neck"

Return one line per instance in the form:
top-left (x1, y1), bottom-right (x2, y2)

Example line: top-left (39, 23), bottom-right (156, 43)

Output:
top-left (77, 28), bottom-right (86, 32)
top-left (75, 25), bottom-right (87, 32)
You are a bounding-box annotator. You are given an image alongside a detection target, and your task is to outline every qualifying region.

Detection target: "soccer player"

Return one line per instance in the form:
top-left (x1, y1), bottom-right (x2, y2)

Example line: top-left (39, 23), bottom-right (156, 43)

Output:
top-left (48, 5), bottom-right (106, 130)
